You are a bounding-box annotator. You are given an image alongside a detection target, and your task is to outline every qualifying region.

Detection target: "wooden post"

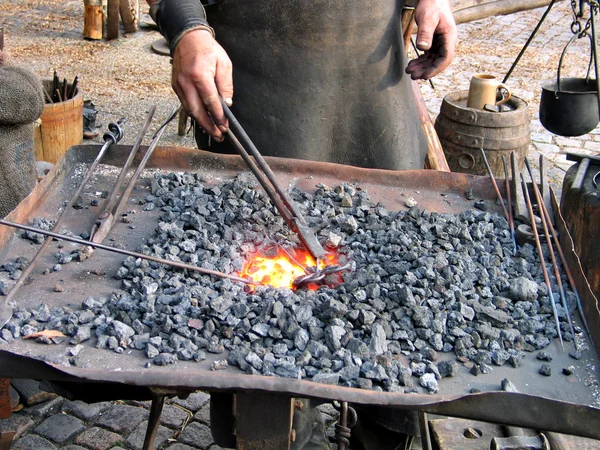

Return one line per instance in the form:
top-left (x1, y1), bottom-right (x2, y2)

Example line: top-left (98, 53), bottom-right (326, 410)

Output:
top-left (120, 0), bottom-right (139, 34)
top-left (106, 0), bottom-right (120, 40)
top-left (0, 378), bottom-right (11, 419)
top-left (83, 0), bottom-right (104, 40)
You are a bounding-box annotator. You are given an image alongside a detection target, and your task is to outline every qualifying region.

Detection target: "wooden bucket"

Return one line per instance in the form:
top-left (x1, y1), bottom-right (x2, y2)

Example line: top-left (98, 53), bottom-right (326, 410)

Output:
top-left (34, 81), bottom-right (83, 164)
top-left (434, 90), bottom-right (530, 177)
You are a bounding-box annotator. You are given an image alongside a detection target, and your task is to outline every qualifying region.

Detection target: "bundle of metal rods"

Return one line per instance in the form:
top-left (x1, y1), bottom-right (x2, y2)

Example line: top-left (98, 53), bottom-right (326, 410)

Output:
top-left (43, 71), bottom-right (79, 104)
top-left (480, 149), bottom-right (589, 351)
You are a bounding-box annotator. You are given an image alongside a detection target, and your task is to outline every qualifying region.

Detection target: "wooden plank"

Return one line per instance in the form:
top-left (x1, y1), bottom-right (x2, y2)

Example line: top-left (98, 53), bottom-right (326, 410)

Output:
top-left (235, 392), bottom-right (293, 450)
top-left (106, 0), bottom-right (120, 40)
top-left (452, 0), bottom-right (558, 24)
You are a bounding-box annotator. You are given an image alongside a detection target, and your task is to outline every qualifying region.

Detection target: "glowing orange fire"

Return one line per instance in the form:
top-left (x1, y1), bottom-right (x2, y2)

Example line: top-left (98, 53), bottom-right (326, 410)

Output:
top-left (238, 247), bottom-right (340, 289)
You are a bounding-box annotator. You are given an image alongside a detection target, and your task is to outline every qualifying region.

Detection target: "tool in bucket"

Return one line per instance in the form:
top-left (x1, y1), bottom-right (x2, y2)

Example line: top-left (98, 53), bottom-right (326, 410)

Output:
top-left (219, 98), bottom-right (350, 286)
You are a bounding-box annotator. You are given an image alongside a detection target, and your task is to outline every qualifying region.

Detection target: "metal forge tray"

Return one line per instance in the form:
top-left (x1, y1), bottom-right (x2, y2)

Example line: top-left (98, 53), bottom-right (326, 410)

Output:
top-left (0, 144), bottom-right (599, 439)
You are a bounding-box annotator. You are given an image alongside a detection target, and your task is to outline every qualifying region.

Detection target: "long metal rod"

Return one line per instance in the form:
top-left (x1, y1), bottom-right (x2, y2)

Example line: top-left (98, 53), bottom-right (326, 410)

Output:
top-left (528, 166), bottom-right (591, 336)
top-left (220, 99), bottom-right (325, 260)
top-left (480, 149), bottom-right (516, 251)
top-left (502, 155), bottom-right (517, 255)
top-left (521, 174), bottom-right (565, 350)
top-left (225, 130), bottom-right (294, 225)
top-left (91, 106), bottom-right (180, 245)
top-left (525, 160), bottom-right (577, 349)
top-left (90, 108), bottom-right (156, 242)
top-left (503, 0), bottom-right (556, 83)
top-left (221, 99), bottom-right (307, 225)
top-left (113, 106), bottom-right (181, 223)
top-left (103, 107), bottom-right (156, 219)
top-left (0, 120), bottom-right (126, 312)
top-left (0, 219), bottom-right (256, 285)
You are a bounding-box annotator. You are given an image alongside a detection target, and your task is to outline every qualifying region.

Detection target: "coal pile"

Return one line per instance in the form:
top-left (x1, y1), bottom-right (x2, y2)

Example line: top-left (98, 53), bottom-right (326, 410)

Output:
top-left (0, 172), bottom-right (579, 393)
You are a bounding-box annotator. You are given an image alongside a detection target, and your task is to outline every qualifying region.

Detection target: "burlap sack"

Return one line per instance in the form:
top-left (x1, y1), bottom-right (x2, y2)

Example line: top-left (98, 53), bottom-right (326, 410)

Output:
top-left (0, 52), bottom-right (44, 218)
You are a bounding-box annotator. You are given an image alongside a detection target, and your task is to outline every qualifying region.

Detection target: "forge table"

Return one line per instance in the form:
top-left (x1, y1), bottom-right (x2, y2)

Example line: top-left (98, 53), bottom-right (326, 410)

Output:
top-left (0, 145), bottom-right (599, 449)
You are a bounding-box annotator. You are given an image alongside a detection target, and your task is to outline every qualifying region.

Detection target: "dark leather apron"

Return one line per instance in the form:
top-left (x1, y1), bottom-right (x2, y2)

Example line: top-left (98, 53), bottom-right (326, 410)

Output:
top-left (199, 0), bottom-right (427, 171)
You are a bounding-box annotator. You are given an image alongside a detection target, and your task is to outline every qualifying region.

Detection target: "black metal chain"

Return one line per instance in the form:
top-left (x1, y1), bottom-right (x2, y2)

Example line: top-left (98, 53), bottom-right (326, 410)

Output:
top-left (292, 262), bottom-right (353, 289)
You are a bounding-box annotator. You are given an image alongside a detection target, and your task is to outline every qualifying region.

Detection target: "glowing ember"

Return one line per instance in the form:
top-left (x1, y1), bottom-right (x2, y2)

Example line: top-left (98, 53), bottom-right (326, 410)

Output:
top-left (238, 247), bottom-right (340, 289)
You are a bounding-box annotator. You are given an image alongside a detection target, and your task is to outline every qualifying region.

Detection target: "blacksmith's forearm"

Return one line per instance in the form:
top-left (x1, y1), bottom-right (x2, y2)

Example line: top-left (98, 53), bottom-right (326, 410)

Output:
top-left (154, 0), bottom-right (215, 56)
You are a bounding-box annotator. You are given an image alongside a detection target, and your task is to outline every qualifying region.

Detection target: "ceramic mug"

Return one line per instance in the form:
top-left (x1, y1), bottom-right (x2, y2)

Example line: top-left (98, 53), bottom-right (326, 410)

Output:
top-left (466, 74), bottom-right (511, 110)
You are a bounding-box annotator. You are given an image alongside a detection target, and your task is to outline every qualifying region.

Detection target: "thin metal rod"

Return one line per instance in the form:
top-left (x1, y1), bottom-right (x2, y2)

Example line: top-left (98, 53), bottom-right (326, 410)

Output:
top-left (525, 160), bottom-right (577, 348)
top-left (221, 99), bottom-right (309, 227)
top-left (1, 120), bottom-right (125, 307)
top-left (103, 107), bottom-right (156, 218)
top-left (112, 106), bottom-right (179, 222)
top-left (225, 130), bottom-right (294, 225)
top-left (521, 174), bottom-right (564, 350)
top-left (480, 149), bottom-right (510, 221)
top-left (591, 4), bottom-right (600, 118)
top-left (0, 219), bottom-right (257, 286)
top-left (502, 155), bottom-right (517, 255)
top-left (503, 0), bottom-right (556, 83)
top-left (527, 166), bottom-right (591, 337)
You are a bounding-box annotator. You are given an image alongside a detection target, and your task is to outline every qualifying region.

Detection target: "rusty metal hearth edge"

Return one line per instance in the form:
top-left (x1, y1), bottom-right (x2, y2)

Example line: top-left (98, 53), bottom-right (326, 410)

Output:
top-left (1, 348), bottom-right (599, 440)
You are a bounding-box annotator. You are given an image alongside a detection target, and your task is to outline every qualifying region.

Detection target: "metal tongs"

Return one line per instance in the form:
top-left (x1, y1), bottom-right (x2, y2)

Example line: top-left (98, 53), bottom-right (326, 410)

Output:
top-left (220, 98), bottom-right (326, 265)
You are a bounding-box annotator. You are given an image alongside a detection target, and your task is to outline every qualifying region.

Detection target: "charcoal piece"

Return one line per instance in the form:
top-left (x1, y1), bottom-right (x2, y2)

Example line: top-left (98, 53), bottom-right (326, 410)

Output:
top-left (295, 304), bottom-right (313, 324)
top-left (108, 321), bottom-right (135, 347)
top-left (320, 299), bottom-right (348, 320)
top-left (509, 277), bottom-right (539, 301)
top-left (251, 323), bottom-right (269, 337)
top-left (419, 373), bottom-right (439, 393)
top-left (437, 360), bottom-right (458, 378)
top-left (426, 363), bottom-right (441, 380)
top-left (539, 364), bottom-right (552, 376)
top-left (361, 362), bottom-right (388, 381)
top-left (369, 323), bottom-right (388, 355)
top-left (345, 338), bottom-right (370, 360)
top-left (508, 351), bottom-right (525, 368)
top-left (324, 325), bottom-right (345, 352)
top-left (245, 352), bottom-right (263, 370)
top-left (569, 350), bottom-right (582, 360)
top-left (228, 349), bottom-right (249, 371)
top-left (470, 364), bottom-right (481, 376)
top-left (70, 326), bottom-right (91, 344)
top-left (341, 216), bottom-right (358, 234)
top-left (410, 362), bottom-right (426, 377)
top-left (563, 365), bottom-right (575, 375)
top-left (459, 304), bottom-right (475, 321)
top-left (154, 353), bottom-right (177, 366)
top-left (212, 360), bottom-right (228, 371)
top-left (326, 232), bottom-right (343, 248)
top-left (275, 361), bottom-right (301, 378)
top-left (294, 329), bottom-right (310, 351)
top-left (536, 351), bottom-right (552, 362)
top-left (412, 306), bottom-right (433, 328)
top-left (339, 364), bottom-right (360, 382)
top-left (312, 373), bottom-right (341, 385)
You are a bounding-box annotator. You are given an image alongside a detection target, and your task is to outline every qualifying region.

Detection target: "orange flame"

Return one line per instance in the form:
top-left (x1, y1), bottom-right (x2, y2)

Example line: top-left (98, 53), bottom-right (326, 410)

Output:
top-left (238, 247), bottom-right (340, 289)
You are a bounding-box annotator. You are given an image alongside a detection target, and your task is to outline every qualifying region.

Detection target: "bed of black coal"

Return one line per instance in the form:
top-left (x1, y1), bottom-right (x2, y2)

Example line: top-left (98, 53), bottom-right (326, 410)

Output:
top-left (0, 171), bottom-right (581, 394)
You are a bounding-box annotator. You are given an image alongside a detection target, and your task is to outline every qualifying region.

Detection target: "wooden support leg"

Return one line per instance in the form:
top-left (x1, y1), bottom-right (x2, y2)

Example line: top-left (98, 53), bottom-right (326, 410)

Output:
top-left (0, 379), bottom-right (14, 450)
top-left (0, 379), bottom-right (11, 419)
top-left (142, 394), bottom-right (166, 450)
top-left (235, 392), bottom-right (294, 450)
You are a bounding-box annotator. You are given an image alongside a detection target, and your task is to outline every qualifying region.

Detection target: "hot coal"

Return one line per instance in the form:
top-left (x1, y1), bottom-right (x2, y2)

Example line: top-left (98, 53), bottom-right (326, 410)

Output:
top-left (0, 172), bottom-right (580, 393)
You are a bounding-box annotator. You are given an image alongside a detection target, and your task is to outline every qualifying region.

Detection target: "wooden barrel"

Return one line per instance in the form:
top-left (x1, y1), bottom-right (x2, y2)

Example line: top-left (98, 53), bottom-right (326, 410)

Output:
top-left (35, 81), bottom-right (83, 164)
top-left (434, 90), bottom-right (529, 177)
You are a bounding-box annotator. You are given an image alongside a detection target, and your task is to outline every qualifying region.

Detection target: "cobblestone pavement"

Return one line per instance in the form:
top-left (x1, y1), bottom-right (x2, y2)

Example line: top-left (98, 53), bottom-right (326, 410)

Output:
top-left (2, 2), bottom-right (600, 449)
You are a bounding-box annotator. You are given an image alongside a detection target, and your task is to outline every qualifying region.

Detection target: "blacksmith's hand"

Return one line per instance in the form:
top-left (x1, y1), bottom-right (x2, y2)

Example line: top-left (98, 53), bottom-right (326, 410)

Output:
top-left (172, 29), bottom-right (234, 142)
top-left (405, 0), bottom-right (457, 80)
